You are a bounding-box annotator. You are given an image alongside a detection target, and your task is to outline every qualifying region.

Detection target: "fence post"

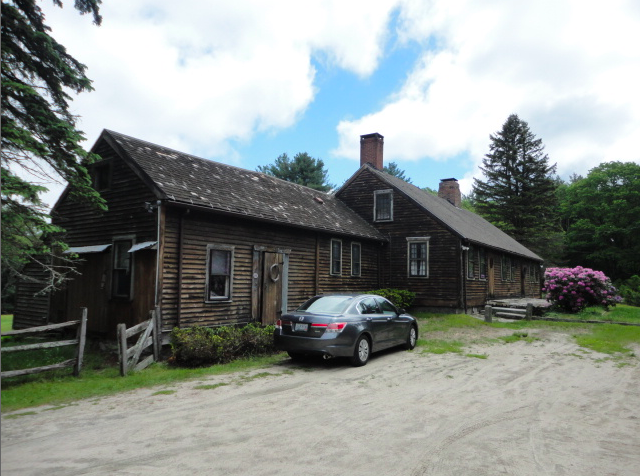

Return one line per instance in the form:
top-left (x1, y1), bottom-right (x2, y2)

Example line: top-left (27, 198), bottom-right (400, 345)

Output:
top-left (526, 303), bottom-right (533, 321)
top-left (152, 308), bottom-right (160, 362)
top-left (73, 307), bottom-right (88, 376)
top-left (117, 323), bottom-right (127, 376)
top-left (484, 305), bottom-right (493, 323)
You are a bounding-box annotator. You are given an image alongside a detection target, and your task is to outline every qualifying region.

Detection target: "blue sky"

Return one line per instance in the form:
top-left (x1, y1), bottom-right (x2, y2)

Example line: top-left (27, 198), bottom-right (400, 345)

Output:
top-left (35, 0), bottom-right (640, 207)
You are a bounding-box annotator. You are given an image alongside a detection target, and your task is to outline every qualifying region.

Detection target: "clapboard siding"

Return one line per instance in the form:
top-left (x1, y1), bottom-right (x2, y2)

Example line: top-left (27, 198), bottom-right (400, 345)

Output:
top-left (159, 208), bottom-right (382, 330)
top-left (13, 258), bottom-right (51, 329)
top-left (52, 143), bottom-right (157, 247)
top-left (338, 169), bottom-right (463, 308)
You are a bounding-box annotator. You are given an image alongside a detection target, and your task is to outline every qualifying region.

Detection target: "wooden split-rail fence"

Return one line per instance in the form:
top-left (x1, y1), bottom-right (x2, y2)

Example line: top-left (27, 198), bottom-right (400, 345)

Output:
top-left (1, 308), bottom-right (88, 379)
top-left (117, 308), bottom-right (161, 376)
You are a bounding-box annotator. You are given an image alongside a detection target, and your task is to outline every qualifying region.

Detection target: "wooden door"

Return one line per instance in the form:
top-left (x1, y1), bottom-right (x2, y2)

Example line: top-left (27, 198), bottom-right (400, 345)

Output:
top-left (261, 252), bottom-right (284, 325)
top-left (488, 257), bottom-right (495, 298)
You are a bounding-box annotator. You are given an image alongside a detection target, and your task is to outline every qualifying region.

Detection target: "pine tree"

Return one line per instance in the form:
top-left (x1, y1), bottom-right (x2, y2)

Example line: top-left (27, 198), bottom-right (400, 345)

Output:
top-left (1, 0), bottom-right (106, 306)
top-left (472, 114), bottom-right (559, 260)
top-left (257, 152), bottom-right (334, 191)
top-left (383, 162), bottom-right (412, 183)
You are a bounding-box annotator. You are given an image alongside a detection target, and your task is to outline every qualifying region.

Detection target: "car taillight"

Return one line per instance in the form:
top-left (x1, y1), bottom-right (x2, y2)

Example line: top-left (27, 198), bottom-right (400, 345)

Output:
top-left (326, 322), bottom-right (346, 333)
top-left (276, 319), bottom-right (292, 329)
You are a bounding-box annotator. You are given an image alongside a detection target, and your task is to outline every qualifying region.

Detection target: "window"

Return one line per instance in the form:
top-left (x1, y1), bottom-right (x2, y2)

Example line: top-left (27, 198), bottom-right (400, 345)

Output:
top-left (358, 297), bottom-right (380, 315)
top-left (407, 237), bottom-right (429, 277)
top-left (112, 238), bottom-right (133, 298)
top-left (93, 162), bottom-right (111, 191)
top-left (501, 255), bottom-right (509, 281)
top-left (511, 259), bottom-right (517, 282)
top-left (330, 239), bottom-right (342, 276)
top-left (374, 189), bottom-right (393, 221)
top-left (467, 245), bottom-right (477, 279)
top-left (206, 244), bottom-right (234, 301)
top-left (351, 242), bottom-right (361, 277)
top-left (479, 248), bottom-right (487, 280)
top-left (375, 297), bottom-right (398, 315)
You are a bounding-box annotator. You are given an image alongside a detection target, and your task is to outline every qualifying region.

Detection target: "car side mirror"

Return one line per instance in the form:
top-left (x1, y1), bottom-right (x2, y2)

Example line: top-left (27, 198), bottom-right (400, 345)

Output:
top-left (398, 308), bottom-right (406, 315)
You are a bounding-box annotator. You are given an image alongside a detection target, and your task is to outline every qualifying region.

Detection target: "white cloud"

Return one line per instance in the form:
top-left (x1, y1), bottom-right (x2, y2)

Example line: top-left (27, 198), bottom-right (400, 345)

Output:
top-left (43, 0), bottom-right (399, 158)
top-left (334, 0), bottom-right (640, 188)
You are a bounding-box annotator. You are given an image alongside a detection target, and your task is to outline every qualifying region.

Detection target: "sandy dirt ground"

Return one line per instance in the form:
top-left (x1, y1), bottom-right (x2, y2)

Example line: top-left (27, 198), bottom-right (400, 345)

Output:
top-left (2, 327), bottom-right (640, 476)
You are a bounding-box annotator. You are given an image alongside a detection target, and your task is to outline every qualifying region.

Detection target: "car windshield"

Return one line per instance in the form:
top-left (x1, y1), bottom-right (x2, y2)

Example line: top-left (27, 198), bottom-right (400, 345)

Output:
top-left (297, 296), bottom-right (354, 314)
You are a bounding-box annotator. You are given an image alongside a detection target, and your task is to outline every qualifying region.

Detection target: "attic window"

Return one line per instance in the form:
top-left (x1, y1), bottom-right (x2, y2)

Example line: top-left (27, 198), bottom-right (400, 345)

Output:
top-left (374, 189), bottom-right (393, 222)
top-left (93, 162), bottom-right (112, 191)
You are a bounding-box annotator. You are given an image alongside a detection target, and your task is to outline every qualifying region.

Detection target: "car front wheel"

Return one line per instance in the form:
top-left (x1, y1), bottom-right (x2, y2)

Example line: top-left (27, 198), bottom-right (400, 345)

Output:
top-left (350, 335), bottom-right (371, 367)
top-left (404, 325), bottom-right (418, 350)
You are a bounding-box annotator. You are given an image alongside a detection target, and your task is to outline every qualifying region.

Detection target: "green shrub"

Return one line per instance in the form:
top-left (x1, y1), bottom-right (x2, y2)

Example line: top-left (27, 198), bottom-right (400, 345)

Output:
top-left (366, 288), bottom-right (416, 310)
top-left (169, 323), bottom-right (276, 367)
top-left (619, 275), bottom-right (640, 307)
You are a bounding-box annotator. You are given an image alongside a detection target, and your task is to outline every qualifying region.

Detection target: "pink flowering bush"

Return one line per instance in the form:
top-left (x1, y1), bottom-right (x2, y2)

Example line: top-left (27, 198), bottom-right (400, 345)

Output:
top-left (543, 266), bottom-right (621, 313)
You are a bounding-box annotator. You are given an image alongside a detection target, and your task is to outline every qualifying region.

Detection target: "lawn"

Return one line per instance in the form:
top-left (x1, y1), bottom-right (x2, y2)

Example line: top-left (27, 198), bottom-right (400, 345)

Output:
top-left (2, 306), bottom-right (640, 413)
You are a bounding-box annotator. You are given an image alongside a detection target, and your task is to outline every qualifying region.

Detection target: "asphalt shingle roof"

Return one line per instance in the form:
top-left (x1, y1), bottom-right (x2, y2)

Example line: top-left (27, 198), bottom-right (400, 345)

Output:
top-left (362, 166), bottom-right (543, 261)
top-left (101, 130), bottom-right (384, 241)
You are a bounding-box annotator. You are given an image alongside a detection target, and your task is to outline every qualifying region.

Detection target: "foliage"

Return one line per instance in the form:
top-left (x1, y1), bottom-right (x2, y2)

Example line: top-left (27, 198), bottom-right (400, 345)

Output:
top-left (618, 276), bottom-right (640, 307)
top-left (472, 114), bottom-right (561, 260)
top-left (169, 323), bottom-right (277, 367)
top-left (560, 162), bottom-right (640, 281)
top-left (1, 0), bottom-right (106, 308)
top-left (543, 266), bottom-right (621, 313)
top-left (257, 152), bottom-right (334, 191)
top-left (366, 288), bottom-right (416, 310)
top-left (383, 162), bottom-right (412, 183)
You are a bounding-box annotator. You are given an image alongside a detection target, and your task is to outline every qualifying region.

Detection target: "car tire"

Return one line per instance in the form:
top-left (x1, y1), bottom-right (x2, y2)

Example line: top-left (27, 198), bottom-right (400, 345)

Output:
top-left (404, 325), bottom-right (418, 350)
top-left (350, 335), bottom-right (371, 367)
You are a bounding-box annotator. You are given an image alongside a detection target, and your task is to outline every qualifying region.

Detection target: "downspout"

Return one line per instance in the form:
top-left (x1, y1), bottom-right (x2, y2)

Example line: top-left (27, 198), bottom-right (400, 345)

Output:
top-left (177, 209), bottom-right (189, 328)
top-left (154, 200), bottom-right (163, 307)
top-left (460, 240), bottom-right (468, 314)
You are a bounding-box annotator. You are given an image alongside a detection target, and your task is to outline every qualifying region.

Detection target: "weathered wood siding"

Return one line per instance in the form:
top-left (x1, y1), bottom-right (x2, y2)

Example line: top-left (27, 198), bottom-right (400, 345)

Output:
top-left (47, 141), bottom-right (159, 335)
top-left (13, 258), bottom-right (51, 329)
top-left (337, 169), bottom-right (462, 309)
top-left (159, 207), bottom-right (381, 331)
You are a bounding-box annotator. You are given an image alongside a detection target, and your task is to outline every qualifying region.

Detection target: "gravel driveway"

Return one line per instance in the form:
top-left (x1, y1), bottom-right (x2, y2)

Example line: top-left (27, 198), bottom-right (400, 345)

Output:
top-left (2, 328), bottom-right (639, 475)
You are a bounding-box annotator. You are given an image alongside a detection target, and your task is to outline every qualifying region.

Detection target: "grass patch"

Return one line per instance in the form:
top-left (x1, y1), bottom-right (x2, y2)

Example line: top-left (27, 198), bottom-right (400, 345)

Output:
top-left (2, 314), bottom-right (13, 333)
top-left (499, 331), bottom-right (538, 344)
top-left (546, 304), bottom-right (640, 324)
top-left (414, 312), bottom-right (485, 332)
top-left (465, 353), bottom-right (488, 359)
top-left (574, 324), bottom-right (640, 355)
top-left (419, 339), bottom-right (464, 355)
top-left (193, 382), bottom-right (229, 390)
top-left (151, 390), bottom-right (176, 396)
top-left (1, 348), bottom-right (286, 413)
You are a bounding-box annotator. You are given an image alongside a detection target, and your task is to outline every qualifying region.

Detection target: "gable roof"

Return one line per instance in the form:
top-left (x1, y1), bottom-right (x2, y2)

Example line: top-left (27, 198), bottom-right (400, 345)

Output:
top-left (95, 130), bottom-right (384, 241)
top-left (337, 165), bottom-right (543, 261)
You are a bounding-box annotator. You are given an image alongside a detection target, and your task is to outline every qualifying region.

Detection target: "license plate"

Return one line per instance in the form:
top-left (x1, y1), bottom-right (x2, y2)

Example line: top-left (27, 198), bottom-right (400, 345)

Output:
top-left (294, 323), bottom-right (308, 332)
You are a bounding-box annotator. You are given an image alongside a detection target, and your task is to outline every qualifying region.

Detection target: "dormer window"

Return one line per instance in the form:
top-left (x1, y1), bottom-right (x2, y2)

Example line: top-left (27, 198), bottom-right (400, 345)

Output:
top-left (374, 189), bottom-right (393, 222)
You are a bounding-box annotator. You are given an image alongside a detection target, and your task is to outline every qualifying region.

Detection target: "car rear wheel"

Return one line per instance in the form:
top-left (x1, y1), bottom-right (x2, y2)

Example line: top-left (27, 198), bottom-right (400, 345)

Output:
top-left (350, 335), bottom-right (371, 367)
top-left (404, 325), bottom-right (418, 350)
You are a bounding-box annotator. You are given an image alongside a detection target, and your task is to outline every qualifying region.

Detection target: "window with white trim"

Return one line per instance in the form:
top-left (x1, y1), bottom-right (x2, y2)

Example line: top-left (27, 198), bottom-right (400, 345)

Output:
top-left (374, 189), bottom-right (393, 222)
top-left (351, 242), bottom-right (361, 277)
top-left (330, 239), bottom-right (342, 276)
top-left (467, 245), bottom-right (477, 279)
top-left (479, 248), bottom-right (487, 280)
top-left (206, 244), bottom-right (234, 301)
top-left (501, 255), bottom-right (512, 282)
top-left (407, 237), bottom-right (429, 277)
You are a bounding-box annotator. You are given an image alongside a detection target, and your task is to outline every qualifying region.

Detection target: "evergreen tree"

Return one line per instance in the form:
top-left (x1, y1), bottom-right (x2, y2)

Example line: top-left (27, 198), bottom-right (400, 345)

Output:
top-left (383, 162), bottom-right (412, 183)
top-left (472, 114), bottom-right (559, 260)
top-left (257, 152), bottom-right (334, 191)
top-left (1, 0), bottom-right (106, 306)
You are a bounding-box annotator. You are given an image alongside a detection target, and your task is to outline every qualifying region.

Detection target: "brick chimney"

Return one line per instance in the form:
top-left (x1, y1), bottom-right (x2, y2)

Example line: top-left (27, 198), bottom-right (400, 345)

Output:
top-left (438, 178), bottom-right (461, 207)
top-left (360, 133), bottom-right (384, 170)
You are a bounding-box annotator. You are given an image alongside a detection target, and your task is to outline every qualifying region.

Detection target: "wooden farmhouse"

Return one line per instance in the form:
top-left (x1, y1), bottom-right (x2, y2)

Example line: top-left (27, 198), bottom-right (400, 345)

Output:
top-left (14, 130), bottom-right (542, 336)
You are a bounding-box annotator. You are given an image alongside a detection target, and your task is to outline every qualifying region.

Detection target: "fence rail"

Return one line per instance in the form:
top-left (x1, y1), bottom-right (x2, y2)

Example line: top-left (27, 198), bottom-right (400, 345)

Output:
top-left (1, 308), bottom-right (88, 379)
top-left (117, 309), bottom-right (161, 376)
